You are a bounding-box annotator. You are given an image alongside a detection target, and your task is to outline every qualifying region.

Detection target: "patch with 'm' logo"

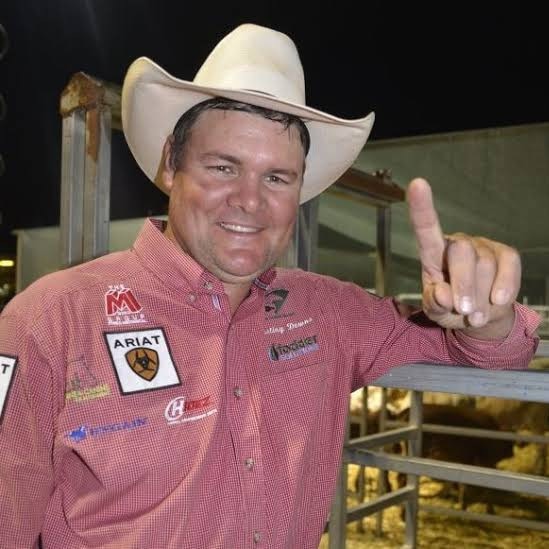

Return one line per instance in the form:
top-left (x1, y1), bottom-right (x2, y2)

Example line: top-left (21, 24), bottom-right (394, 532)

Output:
top-left (104, 328), bottom-right (181, 394)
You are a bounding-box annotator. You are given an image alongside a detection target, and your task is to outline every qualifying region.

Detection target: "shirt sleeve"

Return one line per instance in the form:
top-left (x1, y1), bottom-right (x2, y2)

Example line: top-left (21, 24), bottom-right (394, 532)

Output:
top-left (330, 282), bottom-right (541, 391)
top-left (0, 309), bottom-right (57, 547)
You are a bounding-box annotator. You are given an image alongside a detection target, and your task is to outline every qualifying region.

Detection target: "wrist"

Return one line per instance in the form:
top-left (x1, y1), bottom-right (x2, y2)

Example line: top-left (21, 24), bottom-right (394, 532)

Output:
top-left (461, 304), bottom-right (515, 341)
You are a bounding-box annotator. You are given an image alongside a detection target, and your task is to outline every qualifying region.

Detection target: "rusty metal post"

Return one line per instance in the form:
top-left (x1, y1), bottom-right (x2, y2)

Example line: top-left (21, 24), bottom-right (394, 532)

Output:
top-left (59, 72), bottom-right (121, 267)
top-left (60, 109), bottom-right (86, 266)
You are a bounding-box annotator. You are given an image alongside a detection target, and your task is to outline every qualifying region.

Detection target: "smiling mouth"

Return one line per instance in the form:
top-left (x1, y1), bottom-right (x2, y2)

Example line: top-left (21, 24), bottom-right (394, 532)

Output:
top-left (219, 222), bottom-right (261, 234)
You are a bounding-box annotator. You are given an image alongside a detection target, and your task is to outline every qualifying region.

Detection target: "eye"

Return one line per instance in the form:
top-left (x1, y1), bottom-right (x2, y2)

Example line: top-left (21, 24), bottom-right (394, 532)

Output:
top-left (266, 174), bottom-right (289, 185)
top-left (207, 165), bottom-right (235, 176)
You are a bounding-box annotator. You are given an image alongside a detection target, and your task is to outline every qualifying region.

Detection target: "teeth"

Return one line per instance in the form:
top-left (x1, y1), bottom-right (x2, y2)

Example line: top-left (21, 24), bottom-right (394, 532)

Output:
top-left (220, 222), bottom-right (259, 233)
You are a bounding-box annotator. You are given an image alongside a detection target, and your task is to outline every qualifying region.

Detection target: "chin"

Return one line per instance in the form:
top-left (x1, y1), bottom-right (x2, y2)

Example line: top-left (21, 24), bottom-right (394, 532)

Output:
top-left (217, 254), bottom-right (272, 278)
top-left (214, 270), bottom-right (261, 286)
top-left (225, 262), bottom-right (264, 277)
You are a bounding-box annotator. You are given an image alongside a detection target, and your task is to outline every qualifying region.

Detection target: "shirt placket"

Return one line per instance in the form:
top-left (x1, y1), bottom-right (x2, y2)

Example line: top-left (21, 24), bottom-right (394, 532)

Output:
top-left (225, 319), bottom-right (266, 547)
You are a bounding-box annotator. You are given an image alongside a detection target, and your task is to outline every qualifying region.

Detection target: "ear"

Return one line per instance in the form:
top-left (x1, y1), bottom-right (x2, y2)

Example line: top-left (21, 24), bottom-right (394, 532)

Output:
top-left (154, 136), bottom-right (176, 194)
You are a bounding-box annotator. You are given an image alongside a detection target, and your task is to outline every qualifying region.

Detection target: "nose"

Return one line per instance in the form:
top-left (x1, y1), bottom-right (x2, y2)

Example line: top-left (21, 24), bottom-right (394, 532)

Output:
top-left (228, 173), bottom-right (264, 213)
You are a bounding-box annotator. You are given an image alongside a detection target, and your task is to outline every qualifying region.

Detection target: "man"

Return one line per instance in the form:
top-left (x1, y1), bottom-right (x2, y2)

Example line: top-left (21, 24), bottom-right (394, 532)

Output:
top-left (0, 24), bottom-right (539, 549)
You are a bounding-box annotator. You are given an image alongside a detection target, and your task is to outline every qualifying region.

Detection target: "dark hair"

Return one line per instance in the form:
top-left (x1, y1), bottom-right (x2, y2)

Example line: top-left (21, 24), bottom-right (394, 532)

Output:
top-left (169, 97), bottom-right (311, 172)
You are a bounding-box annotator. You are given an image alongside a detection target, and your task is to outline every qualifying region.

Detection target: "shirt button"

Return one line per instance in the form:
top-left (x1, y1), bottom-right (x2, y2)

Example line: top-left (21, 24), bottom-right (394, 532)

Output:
top-left (233, 387), bottom-right (243, 398)
top-left (253, 531), bottom-right (261, 543)
top-left (244, 457), bottom-right (255, 470)
top-left (203, 281), bottom-right (213, 290)
top-left (187, 293), bottom-right (196, 303)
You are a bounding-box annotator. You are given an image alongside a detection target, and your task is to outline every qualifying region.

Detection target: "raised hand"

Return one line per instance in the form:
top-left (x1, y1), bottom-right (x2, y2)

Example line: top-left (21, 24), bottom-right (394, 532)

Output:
top-left (407, 178), bottom-right (520, 336)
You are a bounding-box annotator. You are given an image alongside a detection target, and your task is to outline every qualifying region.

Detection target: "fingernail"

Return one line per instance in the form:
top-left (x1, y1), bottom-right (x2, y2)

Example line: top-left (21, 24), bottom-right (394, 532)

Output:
top-left (460, 296), bottom-right (473, 314)
top-left (494, 289), bottom-right (509, 305)
top-left (470, 311), bottom-right (485, 326)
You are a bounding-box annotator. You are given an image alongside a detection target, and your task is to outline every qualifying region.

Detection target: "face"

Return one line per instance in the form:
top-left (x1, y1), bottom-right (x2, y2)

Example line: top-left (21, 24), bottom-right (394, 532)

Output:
top-left (162, 109), bottom-right (305, 286)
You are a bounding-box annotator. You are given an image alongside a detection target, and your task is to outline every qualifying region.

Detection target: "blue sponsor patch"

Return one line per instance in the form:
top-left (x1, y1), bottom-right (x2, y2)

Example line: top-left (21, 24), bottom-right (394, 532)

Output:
top-left (66, 417), bottom-right (148, 443)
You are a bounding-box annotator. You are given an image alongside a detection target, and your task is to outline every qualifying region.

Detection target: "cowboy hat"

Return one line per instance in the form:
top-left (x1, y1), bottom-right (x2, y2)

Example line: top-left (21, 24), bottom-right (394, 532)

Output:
top-left (121, 23), bottom-right (375, 204)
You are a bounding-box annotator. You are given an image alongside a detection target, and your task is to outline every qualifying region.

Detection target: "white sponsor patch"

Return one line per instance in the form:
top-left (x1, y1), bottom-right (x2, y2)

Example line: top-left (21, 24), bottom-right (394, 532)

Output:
top-left (0, 355), bottom-right (17, 422)
top-left (104, 328), bottom-right (181, 394)
top-left (164, 395), bottom-right (216, 426)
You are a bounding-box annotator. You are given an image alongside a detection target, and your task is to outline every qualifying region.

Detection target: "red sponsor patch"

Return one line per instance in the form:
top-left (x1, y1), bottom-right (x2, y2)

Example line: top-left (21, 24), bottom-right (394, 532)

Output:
top-left (105, 285), bottom-right (142, 315)
top-left (104, 285), bottom-right (146, 326)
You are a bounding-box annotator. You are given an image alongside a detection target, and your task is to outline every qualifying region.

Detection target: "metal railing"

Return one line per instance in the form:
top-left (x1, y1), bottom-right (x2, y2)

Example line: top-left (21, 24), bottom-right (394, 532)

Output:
top-left (328, 357), bottom-right (549, 548)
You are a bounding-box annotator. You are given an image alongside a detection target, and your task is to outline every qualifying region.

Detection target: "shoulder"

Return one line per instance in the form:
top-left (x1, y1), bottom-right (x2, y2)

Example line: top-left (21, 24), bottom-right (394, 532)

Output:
top-left (274, 267), bottom-right (343, 289)
top-left (274, 267), bottom-right (376, 295)
top-left (2, 248), bottom-right (143, 325)
top-left (272, 267), bottom-right (382, 306)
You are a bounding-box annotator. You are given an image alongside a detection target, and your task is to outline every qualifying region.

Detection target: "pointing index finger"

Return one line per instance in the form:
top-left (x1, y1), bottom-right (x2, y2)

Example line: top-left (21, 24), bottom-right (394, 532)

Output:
top-left (407, 178), bottom-right (446, 279)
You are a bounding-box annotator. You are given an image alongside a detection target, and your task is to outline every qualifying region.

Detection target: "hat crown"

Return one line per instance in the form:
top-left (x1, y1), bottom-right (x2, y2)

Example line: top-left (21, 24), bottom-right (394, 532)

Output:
top-left (193, 24), bottom-right (306, 105)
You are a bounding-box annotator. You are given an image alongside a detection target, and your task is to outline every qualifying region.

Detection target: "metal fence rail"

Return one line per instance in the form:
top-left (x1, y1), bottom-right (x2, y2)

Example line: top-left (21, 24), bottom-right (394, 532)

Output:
top-left (328, 362), bottom-right (549, 548)
top-left (374, 363), bottom-right (549, 402)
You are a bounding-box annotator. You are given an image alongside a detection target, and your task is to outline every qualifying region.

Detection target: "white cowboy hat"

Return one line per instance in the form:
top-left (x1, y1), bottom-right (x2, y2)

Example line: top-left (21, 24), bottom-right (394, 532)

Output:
top-left (121, 23), bottom-right (375, 204)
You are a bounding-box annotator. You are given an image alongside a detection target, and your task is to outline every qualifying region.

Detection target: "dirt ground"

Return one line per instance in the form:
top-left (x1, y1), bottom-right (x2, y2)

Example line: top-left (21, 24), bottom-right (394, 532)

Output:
top-left (319, 445), bottom-right (549, 548)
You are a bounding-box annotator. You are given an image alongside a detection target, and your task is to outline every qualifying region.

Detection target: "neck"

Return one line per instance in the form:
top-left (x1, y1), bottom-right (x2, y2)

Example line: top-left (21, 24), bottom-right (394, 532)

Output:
top-left (223, 280), bottom-right (254, 315)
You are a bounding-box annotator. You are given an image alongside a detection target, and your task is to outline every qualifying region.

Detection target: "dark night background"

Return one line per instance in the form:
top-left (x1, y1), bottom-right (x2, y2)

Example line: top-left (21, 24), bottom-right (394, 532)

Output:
top-left (0, 1), bottom-right (548, 256)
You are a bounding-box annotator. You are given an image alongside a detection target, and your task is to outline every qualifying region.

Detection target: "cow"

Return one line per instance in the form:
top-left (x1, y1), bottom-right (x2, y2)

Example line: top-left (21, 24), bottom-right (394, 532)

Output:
top-left (393, 403), bottom-right (514, 512)
top-left (349, 402), bottom-right (514, 515)
top-left (475, 396), bottom-right (549, 476)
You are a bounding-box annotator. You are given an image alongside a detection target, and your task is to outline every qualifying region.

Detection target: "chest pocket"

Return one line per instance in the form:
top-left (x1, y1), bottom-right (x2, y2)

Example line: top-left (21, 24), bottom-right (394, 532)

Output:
top-left (258, 337), bottom-right (330, 485)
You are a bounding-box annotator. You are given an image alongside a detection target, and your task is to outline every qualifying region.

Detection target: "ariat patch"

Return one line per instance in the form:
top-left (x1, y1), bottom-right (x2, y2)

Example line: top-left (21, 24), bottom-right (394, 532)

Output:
top-left (104, 328), bottom-right (181, 394)
top-left (0, 354), bottom-right (18, 423)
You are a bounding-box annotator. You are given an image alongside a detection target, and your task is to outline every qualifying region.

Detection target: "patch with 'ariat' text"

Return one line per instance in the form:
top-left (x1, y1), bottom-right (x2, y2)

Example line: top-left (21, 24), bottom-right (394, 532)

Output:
top-left (0, 354), bottom-right (18, 423)
top-left (104, 328), bottom-right (181, 395)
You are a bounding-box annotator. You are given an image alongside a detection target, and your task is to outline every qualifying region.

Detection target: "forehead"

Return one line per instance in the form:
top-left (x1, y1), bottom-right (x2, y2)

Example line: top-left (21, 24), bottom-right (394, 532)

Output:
top-left (188, 109), bottom-right (305, 153)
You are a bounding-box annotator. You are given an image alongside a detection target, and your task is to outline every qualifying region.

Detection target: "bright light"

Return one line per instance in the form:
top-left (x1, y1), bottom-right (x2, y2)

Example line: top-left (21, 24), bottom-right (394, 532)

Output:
top-left (0, 259), bottom-right (14, 268)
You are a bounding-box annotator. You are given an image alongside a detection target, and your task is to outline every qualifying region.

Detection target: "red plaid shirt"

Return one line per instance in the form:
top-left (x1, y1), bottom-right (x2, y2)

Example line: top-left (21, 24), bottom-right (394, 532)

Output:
top-left (0, 219), bottom-right (540, 549)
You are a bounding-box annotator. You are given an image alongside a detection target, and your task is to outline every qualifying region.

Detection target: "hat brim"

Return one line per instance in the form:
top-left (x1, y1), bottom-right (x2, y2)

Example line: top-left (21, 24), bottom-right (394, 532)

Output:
top-left (121, 57), bottom-right (375, 204)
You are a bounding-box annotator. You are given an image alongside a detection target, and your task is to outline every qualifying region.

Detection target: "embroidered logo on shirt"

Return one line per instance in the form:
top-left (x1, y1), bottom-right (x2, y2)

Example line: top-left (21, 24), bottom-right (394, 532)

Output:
top-left (264, 317), bottom-right (314, 335)
top-left (268, 335), bottom-right (319, 362)
top-left (105, 285), bottom-right (147, 326)
top-left (65, 357), bottom-right (111, 403)
top-left (286, 317), bottom-right (313, 331)
top-left (0, 354), bottom-right (17, 423)
top-left (265, 288), bottom-right (293, 319)
top-left (126, 348), bottom-right (159, 381)
top-left (104, 328), bottom-right (181, 394)
top-left (265, 325), bottom-right (285, 335)
top-left (66, 417), bottom-right (148, 443)
top-left (164, 395), bottom-right (217, 425)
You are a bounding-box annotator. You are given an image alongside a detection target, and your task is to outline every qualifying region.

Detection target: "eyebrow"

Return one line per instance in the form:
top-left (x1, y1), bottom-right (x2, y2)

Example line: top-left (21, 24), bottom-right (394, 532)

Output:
top-left (200, 152), bottom-right (242, 165)
top-left (269, 168), bottom-right (300, 179)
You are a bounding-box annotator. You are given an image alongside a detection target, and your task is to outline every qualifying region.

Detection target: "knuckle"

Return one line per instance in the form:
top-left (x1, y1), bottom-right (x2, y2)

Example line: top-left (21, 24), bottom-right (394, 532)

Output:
top-left (448, 238), bottom-right (477, 260)
top-left (504, 246), bottom-right (521, 267)
top-left (476, 253), bottom-right (496, 276)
